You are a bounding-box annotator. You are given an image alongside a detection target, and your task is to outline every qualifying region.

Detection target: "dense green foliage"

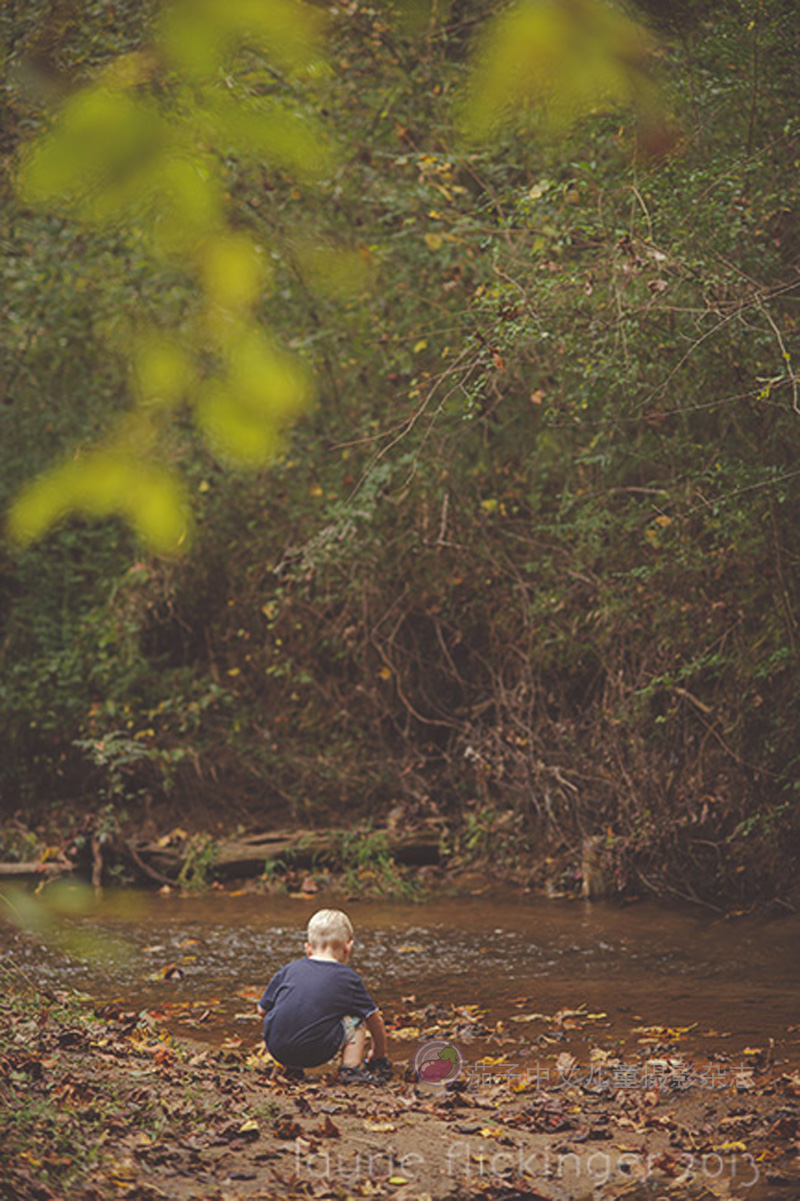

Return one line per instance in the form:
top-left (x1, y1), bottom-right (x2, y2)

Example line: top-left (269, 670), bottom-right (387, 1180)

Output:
top-left (2, 0), bottom-right (799, 904)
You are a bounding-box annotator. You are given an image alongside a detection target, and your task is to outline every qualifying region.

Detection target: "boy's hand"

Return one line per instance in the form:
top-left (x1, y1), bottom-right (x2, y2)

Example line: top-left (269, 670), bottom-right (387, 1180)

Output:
top-left (257, 1004), bottom-right (266, 1017)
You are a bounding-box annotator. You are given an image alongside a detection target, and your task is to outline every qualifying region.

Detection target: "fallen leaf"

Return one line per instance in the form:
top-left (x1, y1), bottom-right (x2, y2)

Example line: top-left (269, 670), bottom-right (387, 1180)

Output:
top-left (556, 1052), bottom-right (578, 1077)
top-left (315, 1116), bottom-right (340, 1138)
top-left (275, 1119), bottom-right (303, 1140)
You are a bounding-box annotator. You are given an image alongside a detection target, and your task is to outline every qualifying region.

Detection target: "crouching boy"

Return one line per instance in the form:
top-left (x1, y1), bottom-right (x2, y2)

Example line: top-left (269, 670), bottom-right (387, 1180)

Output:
top-left (257, 908), bottom-right (390, 1083)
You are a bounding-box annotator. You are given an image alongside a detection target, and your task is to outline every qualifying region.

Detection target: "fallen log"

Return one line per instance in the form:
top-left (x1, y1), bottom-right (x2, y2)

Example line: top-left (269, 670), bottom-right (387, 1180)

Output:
top-left (0, 860), bottom-right (70, 880)
top-left (130, 823), bottom-right (444, 882)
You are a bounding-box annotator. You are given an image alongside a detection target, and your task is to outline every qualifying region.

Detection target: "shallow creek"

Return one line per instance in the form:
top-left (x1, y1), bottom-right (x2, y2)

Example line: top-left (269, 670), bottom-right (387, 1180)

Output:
top-left (2, 889), bottom-right (799, 1069)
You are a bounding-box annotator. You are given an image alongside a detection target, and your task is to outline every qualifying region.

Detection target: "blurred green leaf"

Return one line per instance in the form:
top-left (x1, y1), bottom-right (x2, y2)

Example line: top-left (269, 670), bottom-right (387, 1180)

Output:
top-left (148, 153), bottom-right (224, 258)
top-left (226, 328), bottom-right (313, 423)
top-left (19, 86), bottom-right (166, 224)
top-left (195, 381), bottom-right (283, 466)
top-left (200, 232), bottom-right (268, 313)
top-left (202, 95), bottom-right (332, 180)
top-left (460, 0), bottom-right (655, 139)
top-left (194, 327), bottom-right (313, 466)
top-left (1, 883), bottom-right (141, 968)
top-left (132, 334), bottom-right (196, 410)
top-left (7, 448), bottom-right (191, 554)
top-left (158, 0), bottom-right (326, 78)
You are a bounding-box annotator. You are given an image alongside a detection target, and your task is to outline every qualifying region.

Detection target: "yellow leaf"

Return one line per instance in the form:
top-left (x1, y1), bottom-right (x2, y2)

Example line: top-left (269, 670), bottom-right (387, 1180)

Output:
top-left (159, 0), bottom-right (325, 78)
top-left (132, 334), bottom-right (194, 409)
top-left (204, 96), bottom-right (332, 181)
top-left (460, 0), bottom-right (656, 140)
top-left (226, 329), bottom-right (313, 423)
top-left (201, 233), bottom-right (267, 312)
top-left (18, 86), bottom-right (166, 224)
top-left (150, 154), bottom-right (223, 259)
top-left (413, 339), bottom-right (428, 353)
top-left (7, 452), bottom-right (191, 554)
top-left (194, 381), bottom-right (282, 468)
top-left (424, 233), bottom-right (442, 250)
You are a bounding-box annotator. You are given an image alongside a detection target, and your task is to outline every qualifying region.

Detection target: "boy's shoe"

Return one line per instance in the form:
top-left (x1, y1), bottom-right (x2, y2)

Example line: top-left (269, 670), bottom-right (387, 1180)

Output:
top-left (339, 1064), bottom-right (379, 1085)
top-left (368, 1056), bottom-right (392, 1081)
top-left (281, 1065), bottom-right (306, 1081)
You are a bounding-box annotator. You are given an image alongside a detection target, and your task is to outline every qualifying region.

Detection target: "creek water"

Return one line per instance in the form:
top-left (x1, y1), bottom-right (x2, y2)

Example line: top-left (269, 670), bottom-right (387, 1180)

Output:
top-left (2, 887), bottom-right (799, 1068)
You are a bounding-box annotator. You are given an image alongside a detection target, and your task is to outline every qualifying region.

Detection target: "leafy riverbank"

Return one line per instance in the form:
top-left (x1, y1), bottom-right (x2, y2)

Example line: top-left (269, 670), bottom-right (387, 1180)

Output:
top-left (2, 0), bottom-right (800, 908)
top-left (2, 970), bottom-right (800, 1201)
top-left (1, 804), bottom-right (798, 915)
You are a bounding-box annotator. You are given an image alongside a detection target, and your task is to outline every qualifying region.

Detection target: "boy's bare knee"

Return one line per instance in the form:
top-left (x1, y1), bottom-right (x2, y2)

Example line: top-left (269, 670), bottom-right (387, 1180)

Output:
top-left (341, 1024), bottom-right (366, 1067)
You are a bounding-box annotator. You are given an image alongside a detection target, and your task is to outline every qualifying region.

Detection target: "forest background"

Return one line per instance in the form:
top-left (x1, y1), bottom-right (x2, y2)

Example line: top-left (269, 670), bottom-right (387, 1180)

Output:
top-left (1, 0), bottom-right (799, 909)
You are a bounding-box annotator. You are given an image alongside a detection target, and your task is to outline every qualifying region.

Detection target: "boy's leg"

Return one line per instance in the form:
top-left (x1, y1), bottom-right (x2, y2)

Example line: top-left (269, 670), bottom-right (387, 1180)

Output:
top-left (340, 1016), bottom-right (367, 1068)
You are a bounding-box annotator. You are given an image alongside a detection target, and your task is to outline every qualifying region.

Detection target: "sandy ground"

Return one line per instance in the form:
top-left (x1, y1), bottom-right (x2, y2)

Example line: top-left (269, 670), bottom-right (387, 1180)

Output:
top-left (2, 987), bottom-right (800, 1201)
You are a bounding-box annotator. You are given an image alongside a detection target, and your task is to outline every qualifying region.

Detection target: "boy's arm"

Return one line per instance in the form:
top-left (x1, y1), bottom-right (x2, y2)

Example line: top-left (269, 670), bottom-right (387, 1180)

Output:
top-left (257, 971), bottom-right (281, 1018)
top-left (364, 1009), bottom-right (387, 1061)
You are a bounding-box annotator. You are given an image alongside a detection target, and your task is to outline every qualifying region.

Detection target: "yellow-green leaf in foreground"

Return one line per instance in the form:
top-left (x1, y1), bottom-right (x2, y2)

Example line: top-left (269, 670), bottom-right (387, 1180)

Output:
top-left (226, 329), bottom-right (314, 425)
top-left (194, 382), bottom-right (283, 467)
top-left (148, 153), bottom-right (224, 259)
top-left (203, 95), bottom-right (332, 181)
top-left (158, 0), bottom-right (326, 79)
top-left (200, 233), bottom-right (268, 313)
top-left (8, 452), bottom-right (191, 554)
top-left (132, 334), bottom-right (196, 409)
top-left (460, 0), bottom-right (655, 139)
top-left (193, 329), bottom-right (313, 466)
top-left (18, 86), bottom-right (166, 224)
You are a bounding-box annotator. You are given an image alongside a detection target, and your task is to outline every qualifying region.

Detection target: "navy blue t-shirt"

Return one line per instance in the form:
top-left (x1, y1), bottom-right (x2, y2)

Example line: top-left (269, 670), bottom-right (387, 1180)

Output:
top-left (259, 957), bottom-right (378, 1068)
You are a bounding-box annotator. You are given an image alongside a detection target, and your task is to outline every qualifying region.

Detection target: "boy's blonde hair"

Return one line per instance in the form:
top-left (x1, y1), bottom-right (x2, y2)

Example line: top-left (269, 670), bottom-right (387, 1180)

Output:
top-left (306, 908), bottom-right (354, 951)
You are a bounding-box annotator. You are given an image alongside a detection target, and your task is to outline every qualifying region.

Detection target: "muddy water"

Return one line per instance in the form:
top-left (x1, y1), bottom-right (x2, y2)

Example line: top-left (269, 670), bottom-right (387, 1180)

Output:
top-left (2, 889), bottom-right (799, 1065)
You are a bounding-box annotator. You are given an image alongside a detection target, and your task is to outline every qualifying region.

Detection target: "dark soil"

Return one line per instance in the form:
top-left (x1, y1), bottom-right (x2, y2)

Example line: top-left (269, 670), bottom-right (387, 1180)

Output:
top-left (2, 978), bottom-right (799, 1201)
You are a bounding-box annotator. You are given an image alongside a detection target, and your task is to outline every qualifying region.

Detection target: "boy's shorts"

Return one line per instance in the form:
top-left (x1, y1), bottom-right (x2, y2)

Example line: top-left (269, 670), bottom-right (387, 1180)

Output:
top-left (340, 1015), bottom-right (364, 1047)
